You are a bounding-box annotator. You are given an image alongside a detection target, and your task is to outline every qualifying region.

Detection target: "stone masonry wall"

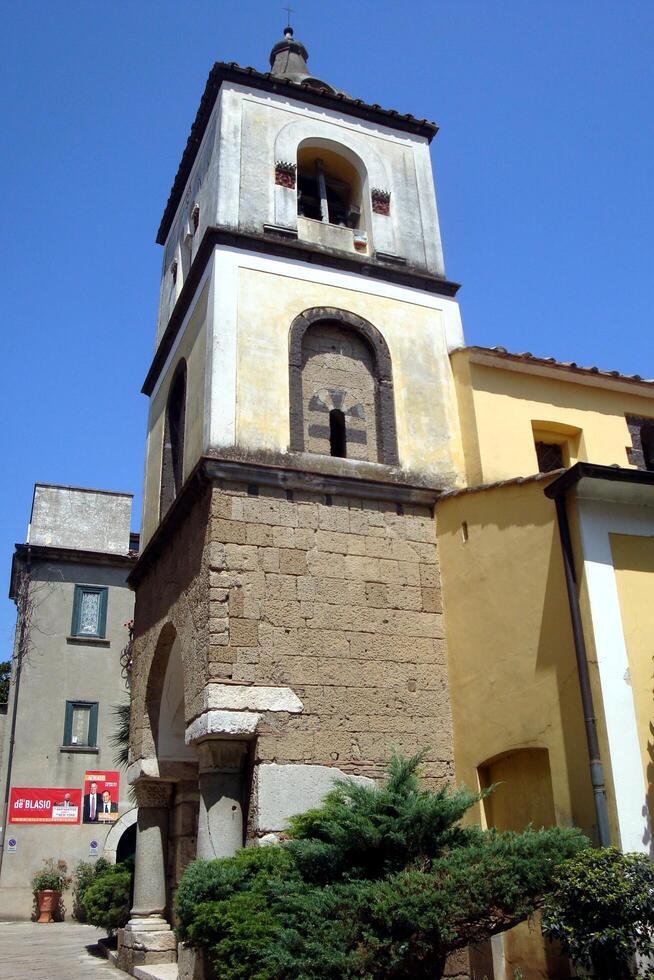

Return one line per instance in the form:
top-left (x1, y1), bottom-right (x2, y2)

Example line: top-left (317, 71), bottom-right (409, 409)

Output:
top-left (130, 475), bottom-right (454, 792)
top-left (130, 485), bottom-right (212, 761)
top-left (208, 481), bottom-right (453, 789)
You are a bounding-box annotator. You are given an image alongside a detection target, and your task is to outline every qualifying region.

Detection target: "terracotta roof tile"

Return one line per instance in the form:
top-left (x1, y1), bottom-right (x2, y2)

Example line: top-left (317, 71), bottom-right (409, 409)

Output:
top-left (439, 469), bottom-right (566, 499)
top-left (453, 346), bottom-right (653, 387)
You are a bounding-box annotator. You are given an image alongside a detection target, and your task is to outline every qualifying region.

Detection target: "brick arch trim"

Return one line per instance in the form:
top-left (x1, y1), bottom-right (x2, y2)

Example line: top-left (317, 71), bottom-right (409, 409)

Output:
top-left (288, 307), bottom-right (399, 465)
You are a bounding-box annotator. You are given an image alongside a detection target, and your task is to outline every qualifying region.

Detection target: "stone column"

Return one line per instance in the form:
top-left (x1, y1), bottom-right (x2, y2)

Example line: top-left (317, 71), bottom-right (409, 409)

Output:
top-left (196, 740), bottom-right (249, 860)
top-left (119, 780), bottom-right (177, 973)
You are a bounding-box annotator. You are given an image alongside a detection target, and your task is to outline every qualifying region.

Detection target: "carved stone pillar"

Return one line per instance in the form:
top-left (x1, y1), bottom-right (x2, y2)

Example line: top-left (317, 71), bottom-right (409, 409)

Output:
top-left (118, 780), bottom-right (176, 973)
top-left (196, 740), bottom-right (248, 860)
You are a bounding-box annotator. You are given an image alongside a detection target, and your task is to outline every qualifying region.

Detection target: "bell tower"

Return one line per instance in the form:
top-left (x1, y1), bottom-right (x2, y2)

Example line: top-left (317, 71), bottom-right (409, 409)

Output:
top-left (123, 27), bottom-right (465, 973)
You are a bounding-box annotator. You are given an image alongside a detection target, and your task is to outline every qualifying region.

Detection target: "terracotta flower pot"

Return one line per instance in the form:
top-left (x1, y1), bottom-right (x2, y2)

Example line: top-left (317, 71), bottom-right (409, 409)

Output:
top-left (36, 889), bottom-right (61, 923)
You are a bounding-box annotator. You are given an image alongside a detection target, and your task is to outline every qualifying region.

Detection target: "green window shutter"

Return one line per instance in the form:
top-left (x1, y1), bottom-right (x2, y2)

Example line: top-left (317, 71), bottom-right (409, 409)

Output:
top-left (98, 589), bottom-right (108, 638)
top-left (88, 703), bottom-right (99, 747)
top-left (63, 701), bottom-right (74, 745)
top-left (71, 586), bottom-right (82, 636)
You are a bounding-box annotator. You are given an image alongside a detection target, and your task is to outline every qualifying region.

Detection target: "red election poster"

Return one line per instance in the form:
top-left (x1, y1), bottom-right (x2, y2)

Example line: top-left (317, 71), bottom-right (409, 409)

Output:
top-left (9, 787), bottom-right (81, 824)
top-left (83, 770), bottom-right (120, 824)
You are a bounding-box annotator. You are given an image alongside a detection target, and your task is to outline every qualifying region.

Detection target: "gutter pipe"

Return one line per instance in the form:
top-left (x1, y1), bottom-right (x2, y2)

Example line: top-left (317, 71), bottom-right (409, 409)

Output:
top-left (0, 546), bottom-right (31, 879)
top-left (551, 491), bottom-right (611, 847)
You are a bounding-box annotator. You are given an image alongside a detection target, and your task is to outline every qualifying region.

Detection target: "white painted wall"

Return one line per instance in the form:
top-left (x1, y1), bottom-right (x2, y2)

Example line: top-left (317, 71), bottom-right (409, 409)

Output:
top-left (156, 81), bottom-right (448, 338)
top-left (206, 244), bottom-right (464, 480)
top-left (576, 494), bottom-right (653, 854)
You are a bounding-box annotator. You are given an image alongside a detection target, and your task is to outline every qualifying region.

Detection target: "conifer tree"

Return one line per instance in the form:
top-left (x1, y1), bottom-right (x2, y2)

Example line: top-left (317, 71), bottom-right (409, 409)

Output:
top-left (176, 751), bottom-right (587, 979)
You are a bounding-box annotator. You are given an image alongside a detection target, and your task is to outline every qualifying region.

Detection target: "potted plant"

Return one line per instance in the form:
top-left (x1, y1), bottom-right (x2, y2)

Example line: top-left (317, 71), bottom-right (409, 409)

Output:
top-left (32, 859), bottom-right (71, 923)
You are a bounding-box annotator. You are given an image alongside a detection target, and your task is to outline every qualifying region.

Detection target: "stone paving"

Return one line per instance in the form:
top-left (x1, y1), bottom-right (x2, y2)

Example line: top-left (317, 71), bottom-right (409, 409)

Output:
top-left (0, 921), bottom-right (128, 979)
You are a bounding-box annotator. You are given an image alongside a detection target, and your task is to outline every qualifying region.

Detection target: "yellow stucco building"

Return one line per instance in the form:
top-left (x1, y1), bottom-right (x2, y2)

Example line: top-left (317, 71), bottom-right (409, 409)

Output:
top-left (438, 345), bottom-right (654, 977)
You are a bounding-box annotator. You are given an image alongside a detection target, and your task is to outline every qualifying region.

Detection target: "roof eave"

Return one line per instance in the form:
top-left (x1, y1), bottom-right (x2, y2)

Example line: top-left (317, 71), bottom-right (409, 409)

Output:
top-left (544, 462), bottom-right (654, 498)
top-left (156, 62), bottom-right (439, 246)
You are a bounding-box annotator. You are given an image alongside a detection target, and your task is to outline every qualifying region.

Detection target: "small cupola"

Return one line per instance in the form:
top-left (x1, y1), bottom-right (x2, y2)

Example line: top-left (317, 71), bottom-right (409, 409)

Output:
top-left (269, 26), bottom-right (337, 94)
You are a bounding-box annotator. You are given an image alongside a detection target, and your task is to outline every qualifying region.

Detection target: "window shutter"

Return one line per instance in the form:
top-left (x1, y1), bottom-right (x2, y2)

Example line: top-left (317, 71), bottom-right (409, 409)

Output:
top-left (98, 589), bottom-right (108, 638)
top-left (88, 703), bottom-right (99, 747)
top-left (63, 701), bottom-right (74, 745)
top-left (71, 586), bottom-right (82, 636)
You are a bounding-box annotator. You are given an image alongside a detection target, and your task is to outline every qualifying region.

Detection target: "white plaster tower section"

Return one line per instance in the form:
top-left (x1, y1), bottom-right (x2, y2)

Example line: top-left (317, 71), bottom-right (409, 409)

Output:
top-left (205, 245), bottom-right (465, 475)
top-left (576, 495), bottom-right (651, 854)
top-left (221, 81), bottom-right (446, 275)
top-left (140, 29), bottom-right (469, 547)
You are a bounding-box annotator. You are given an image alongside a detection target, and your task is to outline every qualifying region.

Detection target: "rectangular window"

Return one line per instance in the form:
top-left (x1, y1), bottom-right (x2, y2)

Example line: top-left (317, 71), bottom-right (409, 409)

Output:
top-left (71, 586), bottom-right (108, 638)
top-left (63, 700), bottom-right (98, 747)
top-left (535, 441), bottom-right (565, 473)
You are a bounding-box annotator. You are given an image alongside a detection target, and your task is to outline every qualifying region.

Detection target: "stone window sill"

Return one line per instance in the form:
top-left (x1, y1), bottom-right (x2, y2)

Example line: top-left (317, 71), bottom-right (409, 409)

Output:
top-left (60, 745), bottom-right (99, 755)
top-left (66, 635), bottom-right (110, 647)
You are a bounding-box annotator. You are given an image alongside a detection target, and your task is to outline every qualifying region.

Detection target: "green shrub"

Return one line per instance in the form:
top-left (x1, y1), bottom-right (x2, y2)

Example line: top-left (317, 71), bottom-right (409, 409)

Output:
top-left (176, 751), bottom-right (587, 978)
top-left (176, 845), bottom-right (295, 942)
top-left (72, 858), bottom-right (111, 922)
top-left (81, 860), bottom-right (133, 935)
top-left (541, 846), bottom-right (654, 979)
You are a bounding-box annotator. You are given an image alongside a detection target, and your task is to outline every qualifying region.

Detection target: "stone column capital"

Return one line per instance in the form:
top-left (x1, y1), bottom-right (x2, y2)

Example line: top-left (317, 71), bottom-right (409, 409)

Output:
top-left (197, 738), bottom-right (249, 774)
top-left (133, 779), bottom-right (174, 808)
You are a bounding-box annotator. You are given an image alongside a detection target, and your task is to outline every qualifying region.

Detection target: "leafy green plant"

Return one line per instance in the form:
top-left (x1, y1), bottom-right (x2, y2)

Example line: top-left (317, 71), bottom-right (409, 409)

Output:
top-left (176, 751), bottom-right (587, 979)
top-left (109, 702), bottom-right (130, 769)
top-left (81, 859), bottom-right (133, 935)
top-left (32, 858), bottom-right (71, 894)
top-left (541, 846), bottom-right (654, 979)
top-left (72, 858), bottom-right (111, 921)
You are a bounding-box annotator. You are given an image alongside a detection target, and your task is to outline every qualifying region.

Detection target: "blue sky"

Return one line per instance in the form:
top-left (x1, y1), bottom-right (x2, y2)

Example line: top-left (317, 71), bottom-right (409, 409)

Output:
top-left (1, 1), bottom-right (653, 648)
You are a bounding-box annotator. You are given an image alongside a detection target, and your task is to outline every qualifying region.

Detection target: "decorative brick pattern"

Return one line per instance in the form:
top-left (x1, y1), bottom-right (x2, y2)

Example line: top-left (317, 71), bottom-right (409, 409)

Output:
top-left (371, 187), bottom-right (391, 215)
top-left (301, 323), bottom-right (377, 461)
top-left (274, 160), bottom-right (297, 189)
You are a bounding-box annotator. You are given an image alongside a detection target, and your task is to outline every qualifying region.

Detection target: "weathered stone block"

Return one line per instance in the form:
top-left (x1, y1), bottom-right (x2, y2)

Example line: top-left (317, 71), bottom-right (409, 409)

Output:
top-left (256, 762), bottom-right (374, 832)
top-left (279, 548), bottom-right (307, 575)
top-left (213, 518), bottom-right (247, 544)
top-left (230, 618), bottom-right (259, 647)
top-left (421, 587), bottom-right (442, 612)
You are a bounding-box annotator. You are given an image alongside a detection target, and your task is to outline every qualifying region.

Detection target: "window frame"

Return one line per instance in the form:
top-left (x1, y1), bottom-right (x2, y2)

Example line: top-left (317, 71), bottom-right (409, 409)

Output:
top-left (63, 700), bottom-right (99, 748)
top-left (71, 585), bottom-right (108, 639)
top-left (640, 422), bottom-right (654, 471)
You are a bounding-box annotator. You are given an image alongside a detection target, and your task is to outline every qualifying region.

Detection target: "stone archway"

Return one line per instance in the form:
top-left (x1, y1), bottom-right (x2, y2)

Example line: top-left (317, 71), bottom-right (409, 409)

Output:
top-left (103, 807), bottom-right (138, 864)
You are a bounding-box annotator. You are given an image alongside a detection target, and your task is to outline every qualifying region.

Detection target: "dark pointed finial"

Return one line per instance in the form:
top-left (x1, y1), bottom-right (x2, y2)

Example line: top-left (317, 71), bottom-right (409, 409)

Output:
top-left (269, 18), bottom-right (309, 76)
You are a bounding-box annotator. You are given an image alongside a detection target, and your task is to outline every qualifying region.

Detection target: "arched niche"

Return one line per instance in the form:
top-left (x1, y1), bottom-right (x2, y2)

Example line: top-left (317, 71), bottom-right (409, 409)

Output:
top-left (273, 120), bottom-right (395, 255)
top-left (288, 307), bottom-right (398, 466)
top-left (142, 622), bottom-right (193, 762)
top-left (160, 359), bottom-right (187, 519)
top-left (296, 139), bottom-right (367, 229)
top-left (158, 633), bottom-right (195, 762)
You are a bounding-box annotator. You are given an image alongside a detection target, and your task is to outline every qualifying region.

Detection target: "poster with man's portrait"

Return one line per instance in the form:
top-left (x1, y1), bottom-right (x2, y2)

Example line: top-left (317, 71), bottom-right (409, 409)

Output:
top-left (82, 770), bottom-right (120, 824)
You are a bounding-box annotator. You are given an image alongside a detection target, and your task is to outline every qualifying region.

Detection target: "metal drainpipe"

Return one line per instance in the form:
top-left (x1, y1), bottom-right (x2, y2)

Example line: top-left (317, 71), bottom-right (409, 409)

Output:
top-left (554, 494), bottom-right (611, 847)
top-left (0, 547), bottom-right (31, 879)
